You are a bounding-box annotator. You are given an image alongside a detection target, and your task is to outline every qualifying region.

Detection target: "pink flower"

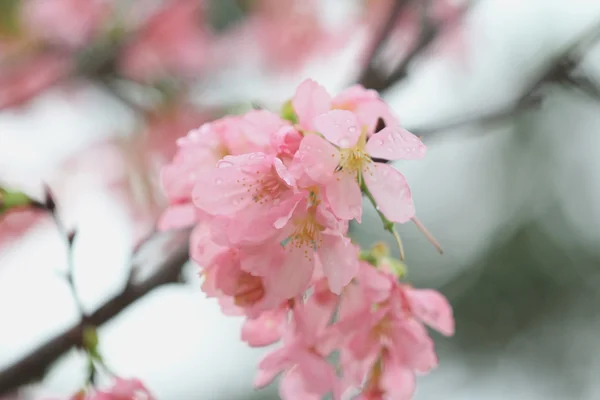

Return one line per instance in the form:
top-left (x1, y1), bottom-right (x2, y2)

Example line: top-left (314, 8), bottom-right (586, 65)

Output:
top-left (273, 195), bottom-right (360, 296)
top-left (255, 287), bottom-right (341, 400)
top-left (23, 0), bottom-right (111, 48)
top-left (292, 79), bottom-right (398, 133)
top-left (158, 120), bottom-right (234, 231)
top-left (296, 108), bottom-right (425, 223)
top-left (119, 0), bottom-right (210, 82)
top-left (0, 52), bottom-right (70, 109)
top-left (242, 304), bottom-right (289, 347)
top-left (66, 377), bottom-right (155, 400)
top-left (192, 152), bottom-right (300, 245)
top-left (329, 264), bottom-right (454, 399)
top-left (248, 0), bottom-right (345, 73)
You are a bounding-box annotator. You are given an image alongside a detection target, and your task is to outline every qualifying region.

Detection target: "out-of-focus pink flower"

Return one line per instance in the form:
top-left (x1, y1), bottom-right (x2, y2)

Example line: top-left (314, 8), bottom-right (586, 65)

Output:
top-left (119, 0), bottom-right (210, 83)
top-left (216, 0), bottom-right (348, 73)
top-left (0, 208), bottom-right (45, 250)
top-left (62, 377), bottom-right (155, 400)
top-left (22, 0), bottom-right (111, 49)
top-left (0, 52), bottom-right (70, 109)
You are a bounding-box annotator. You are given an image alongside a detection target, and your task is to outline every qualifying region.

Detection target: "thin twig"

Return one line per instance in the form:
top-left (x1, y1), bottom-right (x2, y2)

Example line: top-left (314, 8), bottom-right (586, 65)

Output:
top-left (0, 236), bottom-right (190, 396)
top-left (408, 17), bottom-right (600, 136)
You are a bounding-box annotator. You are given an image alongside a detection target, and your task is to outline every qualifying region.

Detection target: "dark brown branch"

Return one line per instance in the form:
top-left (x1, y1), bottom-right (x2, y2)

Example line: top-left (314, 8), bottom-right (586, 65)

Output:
top-left (0, 237), bottom-right (190, 396)
top-left (357, 0), bottom-right (411, 89)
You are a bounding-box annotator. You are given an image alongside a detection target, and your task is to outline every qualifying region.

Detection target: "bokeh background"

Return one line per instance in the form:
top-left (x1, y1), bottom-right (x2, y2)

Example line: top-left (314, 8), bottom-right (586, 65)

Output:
top-left (2, 0), bottom-right (600, 399)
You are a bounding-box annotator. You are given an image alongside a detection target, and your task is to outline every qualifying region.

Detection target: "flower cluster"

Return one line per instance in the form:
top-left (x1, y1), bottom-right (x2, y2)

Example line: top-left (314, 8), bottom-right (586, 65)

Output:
top-left (159, 79), bottom-right (454, 399)
top-left (62, 377), bottom-right (155, 400)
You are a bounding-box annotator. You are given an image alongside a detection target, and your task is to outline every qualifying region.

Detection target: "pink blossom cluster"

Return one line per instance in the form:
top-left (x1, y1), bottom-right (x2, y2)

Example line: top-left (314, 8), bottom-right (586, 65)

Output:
top-left (62, 378), bottom-right (155, 400)
top-left (159, 79), bottom-right (454, 399)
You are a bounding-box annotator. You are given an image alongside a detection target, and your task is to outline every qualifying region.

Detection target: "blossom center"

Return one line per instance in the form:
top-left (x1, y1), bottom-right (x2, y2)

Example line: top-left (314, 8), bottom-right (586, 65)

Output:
top-left (242, 166), bottom-right (289, 205)
top-left (337, 130), bottom-right (371, 175)
top-left (289, 207), bottom-right (324, 258)
top-left (233, 272), bottom-right (265, 307)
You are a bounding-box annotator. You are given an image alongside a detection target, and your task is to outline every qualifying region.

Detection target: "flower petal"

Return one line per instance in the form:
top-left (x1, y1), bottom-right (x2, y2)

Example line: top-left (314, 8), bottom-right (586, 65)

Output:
top-left (365, 126), bottom-right (426, 160)
top-left (296, 134), bottom-right (339, 184)
top-left (363, 163), bottom-right (415, 223)
top-left (192, 166), bottom-right (253, 215)
top-left (313, 110), bottom-right (361, 148)
top-left (380, 354), bottom-right (416, 400)
top-left (405, 288), bottom-right (455, 336)
top-left (292, 79), bottom-right (332, 130)
top-left (325, 172), bottom-right (363, 222)
top-left (242, 309), bottom-right (286, 347)
top-left (272, 244), bottom-right (315, 299)
top-left (318, 233), bottom-right (359, 294)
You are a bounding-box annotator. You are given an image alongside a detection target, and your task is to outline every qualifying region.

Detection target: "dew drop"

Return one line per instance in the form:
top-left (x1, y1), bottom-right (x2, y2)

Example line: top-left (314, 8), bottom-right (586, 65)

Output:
top-left (348, 126), bottom-right (357, 133)
top-left (339, 138), bottom-right (350, 147)
top-left (387, 147), bottom-right (393, 153)
top-left (215, 178), bottom-right (223, 185)
top-left (377, 139), bottom-right (384, 145)
top-left (406, 148), bottom-right (412, 153)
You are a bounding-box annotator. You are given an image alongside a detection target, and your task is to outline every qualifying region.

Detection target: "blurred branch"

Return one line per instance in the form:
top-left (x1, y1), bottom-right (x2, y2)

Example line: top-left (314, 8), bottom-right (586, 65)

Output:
top-left (0, 234), bottom-right (190, 396)
top-left (410, 18), bottom-right (600, 136)
top-left (357, 0), bottom-right (411, 89)
top-left (360, 0), bottom-right (475, 91)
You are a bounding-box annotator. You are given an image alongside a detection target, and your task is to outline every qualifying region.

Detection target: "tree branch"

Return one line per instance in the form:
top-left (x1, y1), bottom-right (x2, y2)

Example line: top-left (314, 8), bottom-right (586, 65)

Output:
top-left (407, 17), bottom-right (600, 136)
top-left (0, 235), bottom-right (190, 396)
top-left (357, 0), bottom-right (412, 89)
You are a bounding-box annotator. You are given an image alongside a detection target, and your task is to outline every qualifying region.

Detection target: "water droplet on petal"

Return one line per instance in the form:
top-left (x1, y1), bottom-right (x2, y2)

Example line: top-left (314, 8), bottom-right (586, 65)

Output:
top-left (249, 153), bottom-right (265, 160)
top-left (339, 138), bottom-right (350, 147)
top-left (348, 126), bottom-right (357, 133)
top-left (215, 178), bottom-right (223, 185)
top-left (377, 139), bottom-right (384, 145)
top-left (387, 147), bottom-right (393, 153)
top-left (406, 148), bottom-right (412, 153)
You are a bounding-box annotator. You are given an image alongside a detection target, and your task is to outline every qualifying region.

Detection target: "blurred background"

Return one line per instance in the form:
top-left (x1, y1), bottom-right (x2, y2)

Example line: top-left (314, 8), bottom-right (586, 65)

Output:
top-left (2, 0), bottom-right (600, 399)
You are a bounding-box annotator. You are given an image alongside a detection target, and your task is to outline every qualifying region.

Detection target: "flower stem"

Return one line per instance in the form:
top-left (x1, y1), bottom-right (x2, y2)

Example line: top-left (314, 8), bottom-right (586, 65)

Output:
top-left (361, 183), bottom-right (405, 260)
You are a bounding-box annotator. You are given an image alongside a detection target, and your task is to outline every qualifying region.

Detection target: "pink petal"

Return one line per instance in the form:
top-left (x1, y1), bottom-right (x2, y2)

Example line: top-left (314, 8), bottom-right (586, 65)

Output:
top-left (318, 233), bottom-right (359, 295)
top-left (296, 134), bottom-right (339, 184)
top-left (255, 347), bottom-right (290, 388)
top-left (365, 127), bottom-right (426, 161)
top-left (389, 320), bottom-right (438, 373)
top-left (241, 310), bottom-right (286, 347)
top-left (405, 288), bottom-right (455, 336)
top-left (363, 163), bottom-right (415, 223)
top-left (313, 110), bottom-right (361, 148)
top-left (292, 79), bottom-right (332, 130)
top-left (157, 203), bottom-right (197, 231)
top-left (379, 355), bottom-right (416, 400)
top-left (295, 350), bottom-right (339, 395)
top-left (358, 263), bottom-right (393, 303)
top-left (280, 366), bottom-right (322, 400)
top-left (192, 166), bottom-right (253, 215)
top-left (190, 223), bottom-right (227, 266)
top-left (324, 172), bottom-right (363, 222)
top-left (272, 245), bottom-right (315, 299)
